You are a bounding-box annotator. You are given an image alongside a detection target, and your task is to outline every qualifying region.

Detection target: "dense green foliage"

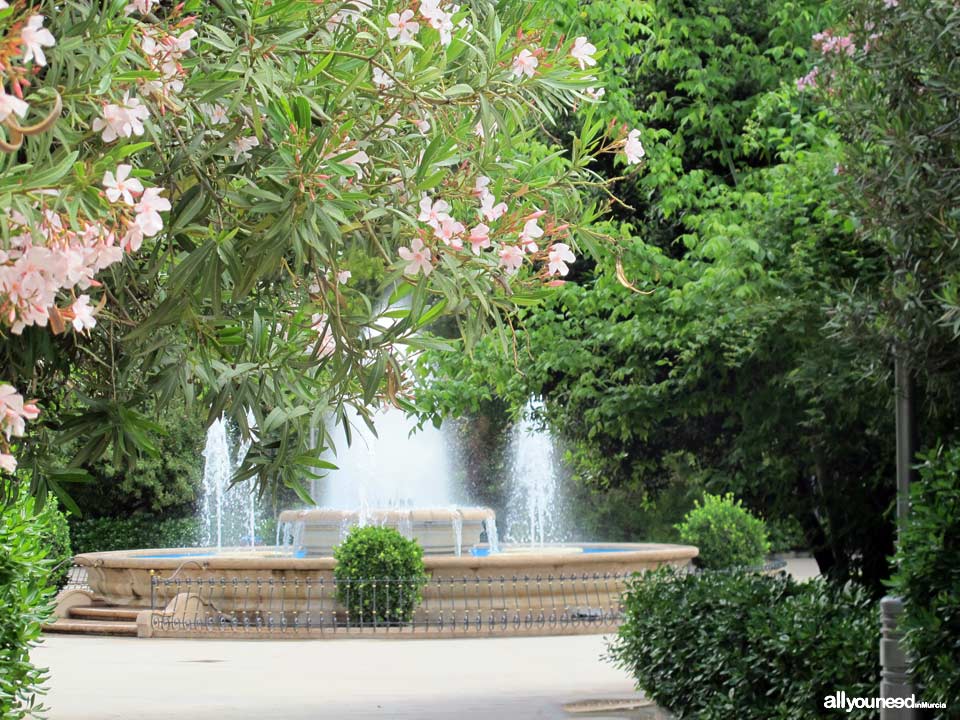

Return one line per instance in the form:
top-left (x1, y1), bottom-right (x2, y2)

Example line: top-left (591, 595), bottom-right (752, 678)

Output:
top-left (36, 499), bottom-right (73, 590)
top-left (69, 515), bottom-right (202, 555)
top-left (889, 446), bottom-right (960, 715)
top-left (0, 486), bottom-right (57, 720)
top-left (420, 0), bottom-right (903, 589)
top-left (610, 568), bottom-right (879, 719)
top-left (676, 493), bottom-right (770, 570)
top-left (333, 526), bottom-right (427, 623)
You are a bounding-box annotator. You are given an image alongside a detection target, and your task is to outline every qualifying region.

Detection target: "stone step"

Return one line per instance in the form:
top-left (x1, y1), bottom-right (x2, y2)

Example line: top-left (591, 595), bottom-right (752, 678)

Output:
top-left (43, 618), bottom-right (138, 637)
top-left (69, 606), bottom-right (141, 621)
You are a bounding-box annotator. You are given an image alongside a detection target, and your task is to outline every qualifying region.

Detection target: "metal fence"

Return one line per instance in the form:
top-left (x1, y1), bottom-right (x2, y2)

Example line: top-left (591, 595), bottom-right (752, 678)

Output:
top-left (147, 572), bottom-right (628, 636)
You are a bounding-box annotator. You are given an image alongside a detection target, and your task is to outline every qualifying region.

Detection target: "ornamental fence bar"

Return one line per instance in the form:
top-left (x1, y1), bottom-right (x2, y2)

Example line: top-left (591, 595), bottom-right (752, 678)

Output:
top-left (146, 572), bottom-right (628, 636)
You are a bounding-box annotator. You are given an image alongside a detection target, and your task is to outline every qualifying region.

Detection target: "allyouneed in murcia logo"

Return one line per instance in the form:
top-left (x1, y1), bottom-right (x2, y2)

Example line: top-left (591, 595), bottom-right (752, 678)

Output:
top-left (824, 691), bottom-right (947, 713)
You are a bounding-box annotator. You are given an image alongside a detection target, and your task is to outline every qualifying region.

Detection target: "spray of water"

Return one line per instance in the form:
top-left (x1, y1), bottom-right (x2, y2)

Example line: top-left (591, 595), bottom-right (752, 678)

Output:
top-left (199, 416), bottom-right (261, 550)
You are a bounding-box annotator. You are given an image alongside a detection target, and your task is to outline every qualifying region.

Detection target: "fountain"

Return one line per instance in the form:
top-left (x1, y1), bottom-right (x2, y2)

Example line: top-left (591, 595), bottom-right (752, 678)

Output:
top-left (72, 400), bottom-right (699, 635)
top-left (198, 416), bottom-right (260, 550)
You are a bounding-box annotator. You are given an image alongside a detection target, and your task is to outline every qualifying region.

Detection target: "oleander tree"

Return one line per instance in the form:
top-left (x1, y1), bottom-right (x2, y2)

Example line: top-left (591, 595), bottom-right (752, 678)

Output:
top-left (0, 0), bottom-right (645, 504)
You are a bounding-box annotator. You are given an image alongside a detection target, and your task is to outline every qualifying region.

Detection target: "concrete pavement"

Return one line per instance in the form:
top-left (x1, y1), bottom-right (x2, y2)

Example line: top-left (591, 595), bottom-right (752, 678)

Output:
top-left (33, 633), bottom-right (645, 720)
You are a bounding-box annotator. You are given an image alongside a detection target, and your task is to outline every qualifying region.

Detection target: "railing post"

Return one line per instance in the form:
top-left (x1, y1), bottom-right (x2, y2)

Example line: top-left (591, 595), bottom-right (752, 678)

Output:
top-left (880, 596), bottom-right (917, 720)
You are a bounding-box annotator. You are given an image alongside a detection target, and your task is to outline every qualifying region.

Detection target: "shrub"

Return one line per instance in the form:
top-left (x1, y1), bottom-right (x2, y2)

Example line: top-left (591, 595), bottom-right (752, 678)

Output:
top-left (70, 515), bottom-right (201, 555)
top-left (676, 493), bottom-right (770, 569)
top-left (610, 567), bottom-right (879, 719)
top-left (333, 526), bottom-right (427, 624)
top-left (0, 485), bottom-right (57, 719)
top-left (36, 498), bottom-right (73, 590)
top-left (889, 445), bottom-right (960, 714)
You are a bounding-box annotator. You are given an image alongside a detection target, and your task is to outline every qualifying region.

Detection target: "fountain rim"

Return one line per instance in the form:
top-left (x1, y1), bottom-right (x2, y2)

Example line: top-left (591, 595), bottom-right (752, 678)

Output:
top-left (74, 542), bottom-right (698, 571)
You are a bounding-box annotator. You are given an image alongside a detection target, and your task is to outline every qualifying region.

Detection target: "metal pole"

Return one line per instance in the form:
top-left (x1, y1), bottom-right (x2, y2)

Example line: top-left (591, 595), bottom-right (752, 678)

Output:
top-left (881, 353), bottom-right (917, 719)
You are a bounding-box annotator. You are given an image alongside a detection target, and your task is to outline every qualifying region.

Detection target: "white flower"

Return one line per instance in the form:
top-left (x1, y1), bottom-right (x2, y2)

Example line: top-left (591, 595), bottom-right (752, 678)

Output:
top-left (199, 103), bottom-right (230, 126)
top-left (336, 270), bottom-right (351, 284)
top-left (20, 15), bottom-right (56, 67)
top-left (102, 164), bottom-right (144, 206)
top-left (387, 9), bottom-right (420, 44)
top-left (585, 86), bottom-right (605, 100)
top-left (570, 37), bottom-right (597, 70)
top-left (133, 187), bottom-right (171, 237)
top-left (547, 242), bottom-right (575, 276)
top-left (92, 93), bottom-right (150, 143)
top-left (70, 295), bottom-right (97, 332)
top-left (372, 67), bottom-right (395, 90)
top-left (511, 49), bottom-right (539, 79)
top-left (231, 135), bottom-right (260, 161)
top-left (0, 86), bottom-right (29, 123)
top-left (0, 454), bottom-right (16, 474)
top-left (623, 128), bottom-right (645, 165)
top-left (125, 0), bottom-right (157, 15)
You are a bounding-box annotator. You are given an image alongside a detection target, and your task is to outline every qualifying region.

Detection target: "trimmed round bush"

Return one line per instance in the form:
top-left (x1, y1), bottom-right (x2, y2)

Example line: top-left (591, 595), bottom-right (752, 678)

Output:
top-left (610, 567), bottom-right (879, 720)
top-left (333, 526), bottom-right (427, 624)
top-left (890, 445), bottom-right (960, 714)
top-left (676, 493), bottom-right (770, 569)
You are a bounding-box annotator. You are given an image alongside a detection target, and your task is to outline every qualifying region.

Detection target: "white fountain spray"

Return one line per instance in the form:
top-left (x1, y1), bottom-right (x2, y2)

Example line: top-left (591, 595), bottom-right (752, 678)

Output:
top-left (199, 415), bottom-right (260, 550)
top-left (505, 398), bottom-right (566, 547)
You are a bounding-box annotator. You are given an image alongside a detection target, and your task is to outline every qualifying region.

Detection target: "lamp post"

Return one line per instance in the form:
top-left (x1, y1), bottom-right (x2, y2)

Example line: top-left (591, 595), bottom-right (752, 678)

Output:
top-left (879, 353), bottom-right (916, 719)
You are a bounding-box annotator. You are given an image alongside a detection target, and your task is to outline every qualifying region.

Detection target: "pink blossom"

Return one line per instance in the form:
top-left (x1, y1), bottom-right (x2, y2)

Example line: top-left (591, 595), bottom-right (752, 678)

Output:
top-left (883, 0), bottom-right (898, 7)
top-left (336, 270), bottom-right (352, 284)
top-left (511, 49), bottom-right (539, 79)
top-left (468, 223), bottom-right (491, 254)
top-left (372, 67), bottom-right (395, 89)
top-left (231, 135), bottom-right (260, 161)
top-left (498, 244), bottom-right (524, 274)
top-left (92, 93), bottom-right (150, 143)
top-left (122, 224), bottom-right (145, 253)
top-left (20, 15), bottom-right (55, 67)
top-left (0, 384), bottom-right (39, 440)
top-left (474, 176), bottom-right (491, 196)
top-left (585, 86), bottom-right (605, 100)
top-left (200, 103), bottom-right (230, 125)
top-left (0, 453), bottom-right (16, 474)
top-left (387, 9), bottom-right (420, 43)
top-left (420, 0), bottom-right (455, 45)
top-left (69, 295), bottom-right (97, 332)
top-left (414, 117), bottom-right (431, 133)
top-left (546, 242), bottom-right (575, 276)
top-left (134, 187), bottom-right (171, 237)
top-left (813, 30), bottom-right (856, 56)
top-left (0, 86), bottom-right (29, 123)
top-left (796, 67), bottom-right (819, 92)
top-left (398, 237), bottom-right (433, 276)
top-left (125, 0), bottom-right (158, 15)
top-left (103, 164), bottom-right (144, 206)
top-left (434, 215), bottom-right (465, 249)
top-left (479, 192), bottom-right (507, 222)
top-left (623, 128), bottom-right (645, 165)
top-left (519, 218), bottom-right (543, 253)
top-left (310, 314), bottom-right (337, 358)
top-left (570, 37), bottom-right (597, 70)
top-left (418, 196), bottom-right (451, 229)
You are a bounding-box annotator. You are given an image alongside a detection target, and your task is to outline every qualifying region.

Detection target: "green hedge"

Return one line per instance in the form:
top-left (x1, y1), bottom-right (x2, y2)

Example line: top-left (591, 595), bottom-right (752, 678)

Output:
top-left (333, 526), bottom-right (427, 623)
top-left (37, 499), bottom-right (72, 590)
top-left (69, 515), bottom-right (202, 554)
top-left (0, 485), bottom-right (58, 719)
top-left (610, 568), bottom-right (878, 719)
top-left (676, 493), bottom-right (771, 569)
top-left (890, 445), bottom-right (960, 715)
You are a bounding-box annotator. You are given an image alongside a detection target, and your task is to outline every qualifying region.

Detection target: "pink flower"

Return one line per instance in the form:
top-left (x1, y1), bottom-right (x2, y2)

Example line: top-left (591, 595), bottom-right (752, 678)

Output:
top-left (468, 223), bottom-right (491, 254)
top-left (69, 295), bottom-right (97, 332)
top-left (796, 67), bottom-right (819, 92)
top-left (102, 165), bottom-right (144, 206)
top-left (387, 9), bottom-right (420, 43)
top-left (511, 49), bottom-right (539, 79)
top-left (519, 218), bottom-right (543, 253)
top-left (0, 384), bottom-right (39, 440)
top-left (498, 244), bottom-right (524, 274)
top-left (122, 224), bottom-right (145, 253)
top-left (20, 15), bottom-right (55, 67)
top-left (883, 0), bottom-right (899, 7)
top-left (134, 187), bottom-right (171, 237)
top-left (310, 314), bottom-right (336, 358)
top-left (433, 216), bottom-right (465, 249)
top-left (92, 93), bottom-right (150, 143)
top-left (0, 453), bottom-right (16, 474)
top-left (125, 0), bottom-right (157, 14)
top-left (623, 128), bottom-right (645, 165)
top-left (231, 135), bottom-right (260, 161)
top-left (398, 237), bottom-right (433, 276)
top-left (546, 242), bottom-right (575, 276)
top-left (372, 67), bottom-right (395, 89)
top-left (336, 270), bottom-right (352, 284)
top-left (420, 0), bottom-right (455, 45)
top-left (0, 86), bottom-right (29, 123)
top-left (479, 192), bottom-right (507, 222)
top-left (585, 86), bottom-right (605, 101)
top-left (418, 196), bottom-right (451, 229)
top-left (474, 176), bottom-right (491, 196)
top-left (200, 103), bottom-right (230, 125)
top-left (570, 37), bottom-right (597, 70)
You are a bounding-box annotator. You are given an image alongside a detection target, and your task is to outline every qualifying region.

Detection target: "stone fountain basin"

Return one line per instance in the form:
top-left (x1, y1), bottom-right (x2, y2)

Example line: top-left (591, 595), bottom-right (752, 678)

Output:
top-left (73, 543), bottom-right (698, 612)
